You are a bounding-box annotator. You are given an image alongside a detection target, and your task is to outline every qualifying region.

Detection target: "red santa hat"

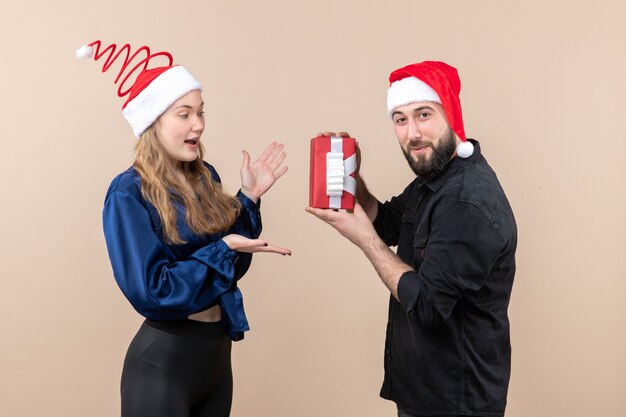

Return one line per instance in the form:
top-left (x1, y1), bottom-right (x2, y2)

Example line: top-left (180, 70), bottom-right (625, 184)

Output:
top-left (76, 40), bottom-right (202, 137)
top-left (386, 61), bottom-right (473, 158)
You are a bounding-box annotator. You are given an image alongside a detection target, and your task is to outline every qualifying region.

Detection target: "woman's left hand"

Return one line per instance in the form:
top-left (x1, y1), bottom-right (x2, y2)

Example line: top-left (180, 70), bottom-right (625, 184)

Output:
top-left (240, 142), bottom-right (288, 202)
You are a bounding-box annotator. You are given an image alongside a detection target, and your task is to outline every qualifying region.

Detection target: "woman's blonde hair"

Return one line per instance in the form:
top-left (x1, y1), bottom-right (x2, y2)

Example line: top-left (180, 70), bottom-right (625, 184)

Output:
top-left (134, 127), bottom-right (241, 244)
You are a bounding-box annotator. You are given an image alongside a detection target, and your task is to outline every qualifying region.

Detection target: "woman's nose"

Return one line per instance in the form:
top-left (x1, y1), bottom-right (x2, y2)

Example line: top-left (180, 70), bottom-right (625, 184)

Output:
top-left (192, 114), bottom-right (205, 132)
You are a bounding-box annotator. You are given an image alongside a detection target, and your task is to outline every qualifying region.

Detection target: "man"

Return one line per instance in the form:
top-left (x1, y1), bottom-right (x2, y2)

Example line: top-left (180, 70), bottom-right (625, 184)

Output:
top-left (307, 61), bottom-right (517, 417)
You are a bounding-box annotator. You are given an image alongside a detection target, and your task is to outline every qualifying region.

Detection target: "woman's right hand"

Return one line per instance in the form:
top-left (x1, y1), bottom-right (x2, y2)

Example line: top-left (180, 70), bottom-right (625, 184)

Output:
top-left (240, 142), bottom-right (288, 203)
top-left (222, 234), bottom-right (291, 256)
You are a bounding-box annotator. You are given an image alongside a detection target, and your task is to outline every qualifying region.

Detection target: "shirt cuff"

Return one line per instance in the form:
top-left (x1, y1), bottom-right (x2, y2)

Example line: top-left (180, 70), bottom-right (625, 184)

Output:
top-left (237, 190), bottom-right (261, 210)
top-left (397, 270), bottom-right (420, 314)
top-left (216, 238), bottom-right (238, 261)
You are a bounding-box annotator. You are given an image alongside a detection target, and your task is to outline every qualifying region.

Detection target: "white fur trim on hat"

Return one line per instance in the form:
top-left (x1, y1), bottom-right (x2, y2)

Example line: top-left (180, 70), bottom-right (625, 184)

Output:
top-left (122, 66), bottom-right (202, 137)
top-left (387, 76), bottom-right (441, 117)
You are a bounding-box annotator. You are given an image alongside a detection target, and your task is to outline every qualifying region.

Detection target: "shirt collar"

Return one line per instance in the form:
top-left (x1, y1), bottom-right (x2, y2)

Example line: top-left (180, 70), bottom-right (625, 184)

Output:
top-left (420, 139), bottom-right (481, 192)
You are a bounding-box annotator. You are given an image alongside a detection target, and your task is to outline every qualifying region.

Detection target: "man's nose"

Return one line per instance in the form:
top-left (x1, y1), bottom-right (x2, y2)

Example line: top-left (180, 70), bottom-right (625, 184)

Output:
top-left (407, 118), bottom-right (421, 139)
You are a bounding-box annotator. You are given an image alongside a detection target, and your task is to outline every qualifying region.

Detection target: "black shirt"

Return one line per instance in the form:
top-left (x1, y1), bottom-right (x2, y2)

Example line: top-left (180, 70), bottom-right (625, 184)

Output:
top-left (373, 140), bottom-right (517, 417)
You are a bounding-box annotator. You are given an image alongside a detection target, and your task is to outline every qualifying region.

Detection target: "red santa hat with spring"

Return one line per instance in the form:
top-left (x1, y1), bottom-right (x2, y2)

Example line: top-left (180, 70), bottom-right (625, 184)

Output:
top-left (75, 40), bottom-right (202, 137)
top-left (386, 61), bottom-right (474, 158)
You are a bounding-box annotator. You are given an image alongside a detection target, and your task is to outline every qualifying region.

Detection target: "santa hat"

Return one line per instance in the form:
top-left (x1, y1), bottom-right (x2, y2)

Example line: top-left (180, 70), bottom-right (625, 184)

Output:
top-left (76, 40), bottom-right (202, 137)
top-left (386, 61), bottom-right (473, 158)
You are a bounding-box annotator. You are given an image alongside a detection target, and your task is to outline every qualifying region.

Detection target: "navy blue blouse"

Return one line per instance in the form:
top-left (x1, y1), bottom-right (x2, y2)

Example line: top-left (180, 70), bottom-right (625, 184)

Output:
top-left (102, 162), bottom-right (261, 341)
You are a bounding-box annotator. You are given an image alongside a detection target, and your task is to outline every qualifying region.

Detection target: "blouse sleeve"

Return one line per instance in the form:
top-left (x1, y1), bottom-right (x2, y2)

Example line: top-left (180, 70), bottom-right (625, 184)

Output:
top-left (234, 190), bottom-right (262, 239)
top-left (103, 190), bottom-right (239, 320)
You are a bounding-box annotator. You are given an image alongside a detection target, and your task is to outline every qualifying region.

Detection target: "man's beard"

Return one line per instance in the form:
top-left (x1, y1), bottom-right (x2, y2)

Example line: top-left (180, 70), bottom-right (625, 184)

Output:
top-left (402, 127), bottom-right (457, 181)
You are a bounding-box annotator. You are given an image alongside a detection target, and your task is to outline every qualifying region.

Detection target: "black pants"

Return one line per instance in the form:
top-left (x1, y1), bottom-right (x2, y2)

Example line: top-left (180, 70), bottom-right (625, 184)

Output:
top-left (121, 319), bottom-right (233, 417)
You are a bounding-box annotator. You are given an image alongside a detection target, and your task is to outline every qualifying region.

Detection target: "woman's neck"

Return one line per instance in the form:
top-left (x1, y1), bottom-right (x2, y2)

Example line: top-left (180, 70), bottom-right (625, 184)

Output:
top-left (169, 162), bottom-right (194, 195)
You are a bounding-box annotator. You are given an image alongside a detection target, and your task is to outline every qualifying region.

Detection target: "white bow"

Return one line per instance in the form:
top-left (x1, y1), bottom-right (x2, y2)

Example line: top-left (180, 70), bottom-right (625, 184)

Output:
top-left (326, 137), bottom-right (357, 209)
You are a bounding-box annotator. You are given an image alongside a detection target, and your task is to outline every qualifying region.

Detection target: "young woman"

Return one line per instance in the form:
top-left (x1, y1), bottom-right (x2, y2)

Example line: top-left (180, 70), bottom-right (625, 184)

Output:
top-left (79, 42), bottom-right (289, 417)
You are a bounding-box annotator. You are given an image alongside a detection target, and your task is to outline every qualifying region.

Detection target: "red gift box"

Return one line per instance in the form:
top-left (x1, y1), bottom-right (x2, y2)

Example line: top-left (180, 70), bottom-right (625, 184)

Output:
top-left (309, 136), bottom-right (357, 209)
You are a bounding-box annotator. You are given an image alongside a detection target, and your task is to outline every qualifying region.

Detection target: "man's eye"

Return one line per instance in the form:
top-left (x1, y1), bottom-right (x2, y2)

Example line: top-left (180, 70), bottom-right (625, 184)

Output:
top-left (395, 117), bottom-right (406, 124)
top-left (419, 112), bottom-right (430, 118)
top-left (199, 111), bottom-right (205, 117)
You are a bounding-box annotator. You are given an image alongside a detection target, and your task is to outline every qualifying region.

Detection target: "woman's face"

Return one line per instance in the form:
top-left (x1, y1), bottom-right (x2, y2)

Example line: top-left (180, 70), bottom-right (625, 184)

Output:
top-left (154, 90), bottom-right (205, 166)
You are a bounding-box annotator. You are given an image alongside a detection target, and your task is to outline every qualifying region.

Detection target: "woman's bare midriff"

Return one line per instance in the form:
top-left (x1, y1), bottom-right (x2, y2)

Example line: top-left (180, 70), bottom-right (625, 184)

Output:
top-left (188, 305), bottom-right (222, 322)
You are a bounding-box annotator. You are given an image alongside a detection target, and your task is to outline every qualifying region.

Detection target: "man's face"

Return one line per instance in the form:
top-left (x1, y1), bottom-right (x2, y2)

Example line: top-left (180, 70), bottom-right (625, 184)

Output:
top-left (391, 102), bottom-right (457, 181)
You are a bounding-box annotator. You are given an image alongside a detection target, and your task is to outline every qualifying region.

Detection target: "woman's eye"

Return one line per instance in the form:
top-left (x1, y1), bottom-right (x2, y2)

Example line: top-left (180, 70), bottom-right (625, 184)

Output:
top-left (180, 114), bottom-right (189, 119)
top-left (199, 111), bottom-right (205, 117)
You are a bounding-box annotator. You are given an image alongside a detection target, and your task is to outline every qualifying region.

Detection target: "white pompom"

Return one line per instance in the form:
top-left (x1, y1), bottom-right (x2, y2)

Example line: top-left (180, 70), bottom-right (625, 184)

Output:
top-left (456, 141), bottom-right (474, 158)
top-left (75, 44), bottom-right (94, 59)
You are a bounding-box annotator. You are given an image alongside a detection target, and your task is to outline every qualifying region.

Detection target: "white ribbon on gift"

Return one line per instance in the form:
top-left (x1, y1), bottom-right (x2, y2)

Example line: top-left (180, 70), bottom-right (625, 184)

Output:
top-left (326, 137), bottom-right (357, 208)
